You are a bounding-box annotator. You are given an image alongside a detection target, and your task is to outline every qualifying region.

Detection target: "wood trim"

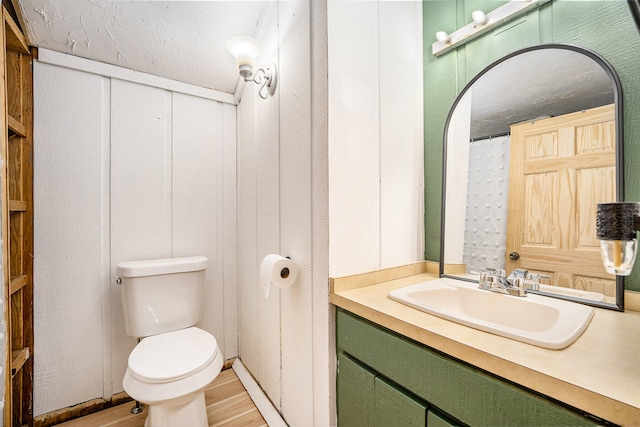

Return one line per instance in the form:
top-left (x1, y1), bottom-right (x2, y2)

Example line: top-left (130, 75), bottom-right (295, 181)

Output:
top-left (2, 8), bottom-right (34, 424)
top-left (7, 113), bottom-right (24, 136)
top-left (9, 274), bottom-right (26, 294)
top-left (0, 6), bottom-right (10, 426)
top-left (8, 199), bottom-right (25, 212)
top-left (33, 391), bottom-right (133, 427)
top-left (624, 290), bottom-right (640, 312)
top-left (330, 262), bottom-right (459, 295)
top-left (2, 9), bottom-right (27, 54)
top-left (33, 359), bottom-right (242, 427)
top-left (232, 359), bottom-right (287, 427)
top-left (10, 347), bottom-right (28, 377)
top-left (331, 261), bottom-right (428, 293)
top-left (37, 48), bottom-right (237, 105)
top-left (21, 45), bottom-right (34, 427)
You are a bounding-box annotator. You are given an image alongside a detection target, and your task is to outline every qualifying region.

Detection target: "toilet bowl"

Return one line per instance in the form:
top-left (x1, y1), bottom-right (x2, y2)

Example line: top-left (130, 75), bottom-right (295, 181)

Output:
top-left (117, 256), bottom-right (221, 426)
top-left (123, 327), bottom-right (223, 427)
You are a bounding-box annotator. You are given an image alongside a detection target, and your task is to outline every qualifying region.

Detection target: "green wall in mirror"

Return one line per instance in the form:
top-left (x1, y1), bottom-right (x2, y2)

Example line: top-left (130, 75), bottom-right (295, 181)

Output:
top-left (423, 0), bottom-right (640, 291)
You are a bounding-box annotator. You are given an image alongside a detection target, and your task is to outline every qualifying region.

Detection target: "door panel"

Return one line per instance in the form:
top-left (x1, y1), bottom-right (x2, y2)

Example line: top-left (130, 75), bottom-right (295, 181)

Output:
top-left (507, 104), bottom-right (616, 297)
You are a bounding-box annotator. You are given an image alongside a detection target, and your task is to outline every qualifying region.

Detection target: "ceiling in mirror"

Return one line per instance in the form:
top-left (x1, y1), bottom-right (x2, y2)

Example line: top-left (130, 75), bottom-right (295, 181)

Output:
top-left (441, 44), bottom-right (624, 310)
top-left (470, 48), bottom-right (614, 139)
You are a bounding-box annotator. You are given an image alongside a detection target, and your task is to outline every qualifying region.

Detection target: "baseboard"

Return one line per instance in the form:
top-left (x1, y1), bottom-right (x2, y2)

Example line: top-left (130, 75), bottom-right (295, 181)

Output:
top-left (232, 358), bottom-right (287, 427)
top-left (34, 357), bottom-right (238, 427)
top-left (33, 391), bottom-right (132, 427)
top-left (625, 290), bottom-right (640, 312)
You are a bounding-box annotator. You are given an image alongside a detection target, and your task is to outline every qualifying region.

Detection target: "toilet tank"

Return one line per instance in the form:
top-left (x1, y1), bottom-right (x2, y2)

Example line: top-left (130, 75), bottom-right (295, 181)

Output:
top-left (117, 256), bottom-right (208, 337)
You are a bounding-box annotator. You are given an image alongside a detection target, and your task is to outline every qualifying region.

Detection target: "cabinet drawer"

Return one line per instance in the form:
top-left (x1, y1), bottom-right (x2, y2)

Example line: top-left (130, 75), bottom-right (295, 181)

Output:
top-left (428, 410), bottom-right (459, 427)
top-left (336, 309), bottom-right (599, 426)
top-left (338, 353), bottom-right (428, 427)
top-left (374, 376), bottom-right (427, 427)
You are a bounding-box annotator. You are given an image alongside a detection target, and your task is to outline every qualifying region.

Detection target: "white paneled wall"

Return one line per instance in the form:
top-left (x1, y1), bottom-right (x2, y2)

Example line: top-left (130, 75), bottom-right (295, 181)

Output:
top-left (31, 1), bottom-right (422, 424)
top-left (379, 1), bottom-right (425, 267)
top-left (237, 1), bottom-right (330, 425)
top-left (33, 56), bottom-right (237, 416)
top-left (328, 0), bottom-right (381, 276)
top-left (33, 64), bottom-right (109, 413)
top-left (328, 0), bottom-right (424, 277)
top-left (255, 3), bottom-right (282, 410)
top-left (238, 0), bottom-right (283, 411)
top-left (236, 1), bottom-right (421, 426)
top-left (109, 81), bottom-right (174, 391)
top-left (310, 0), bottom-right (332, 423)
top-left (279, 0), bottom-right (315, 423)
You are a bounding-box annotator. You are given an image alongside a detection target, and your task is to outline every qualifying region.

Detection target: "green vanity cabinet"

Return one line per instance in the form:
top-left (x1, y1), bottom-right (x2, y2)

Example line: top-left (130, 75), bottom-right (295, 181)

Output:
top-left (336, 308), bottom-right (603, 427)
top-left (338, 352), bottom-right (457, 427)
top-left (374, 374), bottom-right (431, 427)
top-left (337, 353), bottom-right (376, 426)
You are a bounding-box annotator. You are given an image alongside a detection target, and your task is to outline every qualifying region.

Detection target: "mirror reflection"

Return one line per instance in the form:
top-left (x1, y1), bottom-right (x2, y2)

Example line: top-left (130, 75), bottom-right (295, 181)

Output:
top-left (441, 44), bottom-right (624, 310)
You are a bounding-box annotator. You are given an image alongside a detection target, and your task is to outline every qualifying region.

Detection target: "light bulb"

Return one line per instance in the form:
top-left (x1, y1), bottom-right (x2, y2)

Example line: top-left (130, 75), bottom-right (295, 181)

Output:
top-left (435, 31), bottom-right (450, 43)
top-left (596, 202), bottom-right (640, 276)
top-left (226, 36), bottom-right (260, 69)
top-left (472, 10), bottom-right (488, 25)
top-left (599, 239), bottom-right (638, 276)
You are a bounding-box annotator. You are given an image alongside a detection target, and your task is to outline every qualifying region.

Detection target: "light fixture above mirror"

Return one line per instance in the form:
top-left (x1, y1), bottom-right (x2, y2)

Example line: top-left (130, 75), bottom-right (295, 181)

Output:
top-left (471, 10), bottom-right (488, 26)
top-left (432, 0), bottom-right (551, 57)
top-left (226, 36), bottom-right (278, 99)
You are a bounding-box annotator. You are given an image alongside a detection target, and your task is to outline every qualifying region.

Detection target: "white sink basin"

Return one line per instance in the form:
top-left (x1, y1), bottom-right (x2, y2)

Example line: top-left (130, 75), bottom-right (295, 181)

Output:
top-left (388, 278), bottom-right (594, 349)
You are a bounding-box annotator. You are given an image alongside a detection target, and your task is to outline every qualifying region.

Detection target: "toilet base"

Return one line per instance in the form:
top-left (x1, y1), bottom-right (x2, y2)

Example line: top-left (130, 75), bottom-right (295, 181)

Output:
top-left (144, 391), bottom-right (208, 427)
top-left (123, 328), bottom-right (223, 426)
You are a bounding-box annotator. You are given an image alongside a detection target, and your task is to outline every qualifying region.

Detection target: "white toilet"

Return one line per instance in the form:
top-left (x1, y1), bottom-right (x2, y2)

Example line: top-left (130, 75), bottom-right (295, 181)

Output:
top-left (117, 256), bottom-right (223, 427)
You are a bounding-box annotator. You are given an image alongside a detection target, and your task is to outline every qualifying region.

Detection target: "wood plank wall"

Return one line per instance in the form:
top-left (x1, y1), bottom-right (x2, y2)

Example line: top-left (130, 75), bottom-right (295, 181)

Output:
top-left (327, 0), bottom-right (424, 278)
top-left (31, 0), bottom-right (424, 425)
top-left (237, 1), bottom-right (422, 426)
top-left (32, 57), bottom-right (237, 417)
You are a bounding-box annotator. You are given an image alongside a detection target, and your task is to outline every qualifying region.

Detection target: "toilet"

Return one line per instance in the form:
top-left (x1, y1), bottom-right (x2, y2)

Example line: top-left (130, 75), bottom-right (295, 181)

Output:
top-left (117, 256), bottom-right (222, 427)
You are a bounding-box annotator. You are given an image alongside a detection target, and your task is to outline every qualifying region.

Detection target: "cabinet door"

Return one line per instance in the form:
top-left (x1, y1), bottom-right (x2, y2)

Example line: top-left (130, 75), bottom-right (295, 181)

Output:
top-left (338, 353), bottom-right (375, 427)
top-left (427, 410), bottom-right (460, 427)
top-left (338, 353), bottom-right (429, 427)
top-left (374, 376), bottom-right (427, 427)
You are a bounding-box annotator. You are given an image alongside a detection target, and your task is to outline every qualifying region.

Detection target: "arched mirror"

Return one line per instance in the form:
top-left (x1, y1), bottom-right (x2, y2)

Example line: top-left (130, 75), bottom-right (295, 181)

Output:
top-left (440, 44), bottom-right (624, 310)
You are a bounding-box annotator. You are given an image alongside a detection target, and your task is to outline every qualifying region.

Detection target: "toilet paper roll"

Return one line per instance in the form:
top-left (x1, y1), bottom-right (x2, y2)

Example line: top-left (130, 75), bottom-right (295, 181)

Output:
top-left (260, 254), bottom-right (297, 298)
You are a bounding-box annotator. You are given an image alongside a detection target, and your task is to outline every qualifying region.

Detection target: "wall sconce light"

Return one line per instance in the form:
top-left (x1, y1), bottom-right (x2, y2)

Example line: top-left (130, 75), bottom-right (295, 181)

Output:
top-left (596, 202), bottom-right (640, 276)
top-left (226, 36), bottom-right (278, 99)
top-left (433, 0), bottom-right (551, 57)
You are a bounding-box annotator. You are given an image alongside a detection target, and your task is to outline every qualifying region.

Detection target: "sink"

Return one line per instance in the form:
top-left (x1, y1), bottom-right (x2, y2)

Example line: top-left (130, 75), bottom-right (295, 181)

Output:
top-left (388, 278), bottom-right (594, 349)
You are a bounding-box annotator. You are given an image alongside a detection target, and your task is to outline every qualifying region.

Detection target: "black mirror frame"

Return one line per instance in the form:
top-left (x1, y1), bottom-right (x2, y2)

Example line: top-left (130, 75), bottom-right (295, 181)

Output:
top-left (629, 0), bottom-right (640, 32)
top-left (439, 44), bottom-right (625, 311)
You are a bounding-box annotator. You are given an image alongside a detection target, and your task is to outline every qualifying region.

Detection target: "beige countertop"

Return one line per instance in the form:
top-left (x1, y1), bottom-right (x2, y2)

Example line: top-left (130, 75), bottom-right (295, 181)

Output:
top-left (330, 262), bottom-right (640, 427)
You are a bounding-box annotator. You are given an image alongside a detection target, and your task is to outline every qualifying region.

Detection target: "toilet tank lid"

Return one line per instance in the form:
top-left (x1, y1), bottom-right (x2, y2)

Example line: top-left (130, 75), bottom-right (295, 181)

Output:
top-left (117, 256), bottom-right (208, 278)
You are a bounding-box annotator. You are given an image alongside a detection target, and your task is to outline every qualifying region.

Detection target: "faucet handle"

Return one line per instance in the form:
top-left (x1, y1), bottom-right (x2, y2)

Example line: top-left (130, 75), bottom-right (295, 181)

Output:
top-left (527, 273), bottom-right (551, 282)
top-left (521, 273), bottom-right (551, 291)
top-left (479, 269), bottom-right (492, 290)
top-left (479, 267), bottom-right (503, 290)
top-left (506, 268), bottom-right (528, 287)
top-left (508, 277), bottom-right (528, 296)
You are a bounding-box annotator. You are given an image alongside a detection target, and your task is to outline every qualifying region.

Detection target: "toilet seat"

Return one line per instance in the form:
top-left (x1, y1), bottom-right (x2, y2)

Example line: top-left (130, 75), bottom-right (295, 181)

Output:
top-left (128, 327), bottom-right (219, 384)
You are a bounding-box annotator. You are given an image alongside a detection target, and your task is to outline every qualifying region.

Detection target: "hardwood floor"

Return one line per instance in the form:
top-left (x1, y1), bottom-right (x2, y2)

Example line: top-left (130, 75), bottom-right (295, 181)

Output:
top-left (55, 369), bottom-right (268, 427)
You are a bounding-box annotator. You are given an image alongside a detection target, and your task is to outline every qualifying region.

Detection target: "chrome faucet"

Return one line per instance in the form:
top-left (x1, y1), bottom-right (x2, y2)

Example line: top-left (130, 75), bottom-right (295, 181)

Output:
top-left (479, 268), bottom-right (546, 297)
